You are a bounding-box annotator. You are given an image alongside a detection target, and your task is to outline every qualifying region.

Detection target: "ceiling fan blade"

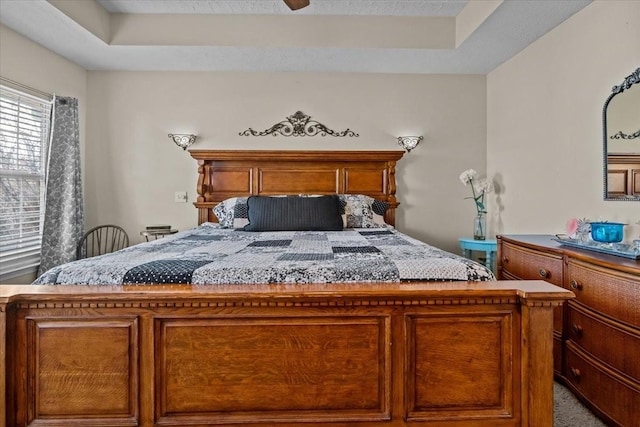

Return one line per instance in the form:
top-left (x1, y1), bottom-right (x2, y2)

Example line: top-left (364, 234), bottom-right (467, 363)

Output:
top-left (283, 0), bottom-right (310, 10)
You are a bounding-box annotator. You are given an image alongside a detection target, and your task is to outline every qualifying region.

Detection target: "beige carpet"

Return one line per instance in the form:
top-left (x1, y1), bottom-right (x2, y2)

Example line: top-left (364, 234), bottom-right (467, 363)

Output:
top-left (554, 382), bottom-right (607, 427)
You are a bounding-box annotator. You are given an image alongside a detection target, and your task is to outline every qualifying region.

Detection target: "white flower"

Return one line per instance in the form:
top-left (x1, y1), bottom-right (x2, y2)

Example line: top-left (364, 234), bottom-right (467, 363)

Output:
top-left (460, 169), bottom-right (493, 215)
top-left (474, 178), bottom-right (494, 195)
top-left (459, 169), bottom-right (478, 186)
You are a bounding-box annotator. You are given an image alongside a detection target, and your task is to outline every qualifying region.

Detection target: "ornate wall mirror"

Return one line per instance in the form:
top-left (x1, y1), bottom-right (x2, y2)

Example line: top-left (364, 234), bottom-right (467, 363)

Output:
top-left (603, 68), bottom-right (640, 200)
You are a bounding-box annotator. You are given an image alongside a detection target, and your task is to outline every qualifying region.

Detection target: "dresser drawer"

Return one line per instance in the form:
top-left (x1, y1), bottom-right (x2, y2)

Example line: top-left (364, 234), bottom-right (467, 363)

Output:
top-left (500, 242), bottom-right (563, 286)
top-left (567, 259), bottom-right (640, 327)
top-left (500, 248), bottom-right (563, 334)
top-left (565, 342), bottom-right (640, 427)
top-left (567, 301), bottom-right (640, 381)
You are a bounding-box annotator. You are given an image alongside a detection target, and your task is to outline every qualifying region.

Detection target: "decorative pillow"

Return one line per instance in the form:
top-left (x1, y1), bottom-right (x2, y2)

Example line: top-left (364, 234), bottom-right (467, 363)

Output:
top-left (212, 197), bottom-right (249, 229)
top-left (371, 199), bottom-right (390, 225)
top-left (339, 194), bottom-right (389, 228)
top-left (243, 195), bottom-right (343, 232)
top-left (215, 194), bottom-right (390, 229)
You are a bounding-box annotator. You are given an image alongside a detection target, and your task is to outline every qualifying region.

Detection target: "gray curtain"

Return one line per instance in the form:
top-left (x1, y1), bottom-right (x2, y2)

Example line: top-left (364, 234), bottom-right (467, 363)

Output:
top-left (38, 96), bottom-right (84, 276)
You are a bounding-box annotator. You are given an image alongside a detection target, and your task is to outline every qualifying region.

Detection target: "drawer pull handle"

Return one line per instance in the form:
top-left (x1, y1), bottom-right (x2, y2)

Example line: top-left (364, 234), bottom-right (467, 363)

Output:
top-left (502, 256), bottom-right (509, 264)
top-left (570, 280), bottom-right (583, 290)
top-left (570, 367), bottom-right (581, 379)
top-left (571, 324), bottom-right (583, 337)
top-left (539, 269), bottom-right (548, 278)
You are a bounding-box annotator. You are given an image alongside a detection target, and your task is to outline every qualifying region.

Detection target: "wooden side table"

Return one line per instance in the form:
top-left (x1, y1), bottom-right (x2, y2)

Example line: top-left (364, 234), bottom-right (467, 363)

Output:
top-left (459, 238), bottom-right (498, 274)
top-left (140, 229), bottom-right (178, 241)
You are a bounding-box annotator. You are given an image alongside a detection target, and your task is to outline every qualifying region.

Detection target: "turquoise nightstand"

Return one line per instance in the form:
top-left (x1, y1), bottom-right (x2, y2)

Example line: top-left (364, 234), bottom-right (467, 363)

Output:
top-left (459, 238), bottom-right (498, 274)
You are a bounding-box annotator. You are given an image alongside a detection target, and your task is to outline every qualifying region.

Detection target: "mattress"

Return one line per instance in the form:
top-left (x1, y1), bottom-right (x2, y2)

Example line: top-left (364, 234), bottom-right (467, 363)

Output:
top-left (34, 223), bottom-right (495, 285)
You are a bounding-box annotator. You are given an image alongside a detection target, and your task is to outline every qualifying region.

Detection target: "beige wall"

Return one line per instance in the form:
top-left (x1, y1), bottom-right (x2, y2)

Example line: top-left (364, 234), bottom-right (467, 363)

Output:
top-left (0, 25), bottom-right (87, 134)
top-left (0, 25), bottom-right (88, 283)
top-left (487, 0), bottom-right (640, 242)
top-left (86, 71), bottom-right (486, 252)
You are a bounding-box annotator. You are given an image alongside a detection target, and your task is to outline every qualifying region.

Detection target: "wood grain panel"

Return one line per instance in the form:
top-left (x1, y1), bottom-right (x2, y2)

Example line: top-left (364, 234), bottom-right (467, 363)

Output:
top-left (344, 168), bottom-right (387, 195)
top-left (520, 300), bottom-right (554, 426)
top-left (405, 311), bottom-right (515, 422)
top-left (27, 317), bottom-right (138, 424)
top-left (258, 168), bottom-right (339, 194)
top-left (210, 167), bottom-right (252, 193)
top-left (156, 316), bottom-right (390, 424)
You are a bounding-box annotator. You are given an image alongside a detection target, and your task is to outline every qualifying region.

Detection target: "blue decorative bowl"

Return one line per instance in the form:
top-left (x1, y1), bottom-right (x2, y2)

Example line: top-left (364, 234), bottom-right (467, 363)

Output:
top-left (590, 222), bottom-right (625, 243)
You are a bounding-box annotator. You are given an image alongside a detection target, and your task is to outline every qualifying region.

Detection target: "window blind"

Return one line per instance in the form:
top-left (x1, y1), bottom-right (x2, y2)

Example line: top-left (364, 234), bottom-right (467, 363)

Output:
top-left (0, 86), bottom-right (52, 281)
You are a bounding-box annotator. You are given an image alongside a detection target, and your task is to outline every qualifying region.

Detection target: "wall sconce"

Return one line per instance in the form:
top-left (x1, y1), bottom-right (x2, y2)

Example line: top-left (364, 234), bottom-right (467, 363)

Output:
top-left (397, 136), bottom-right (423, 152)
top-left (168, 133), bottom-right (197, 150)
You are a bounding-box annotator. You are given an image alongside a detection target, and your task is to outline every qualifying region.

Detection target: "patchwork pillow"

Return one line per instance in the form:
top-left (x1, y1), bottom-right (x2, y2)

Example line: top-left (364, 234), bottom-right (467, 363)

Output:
top-left (371, 198), bottom-right (390, 226)
top-left (212, 197), bottom-right (249, 229)
top-left (243, 195), bottom-right (343, 232)
top-left (214, 194), bottom-right (390, 229)
top-left (340, 194), bottom-right (389, 228)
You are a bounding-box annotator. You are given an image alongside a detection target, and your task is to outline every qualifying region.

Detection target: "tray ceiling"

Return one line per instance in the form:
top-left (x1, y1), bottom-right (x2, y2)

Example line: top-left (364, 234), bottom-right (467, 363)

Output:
top-left (0, 0), bottom-right (592, 74)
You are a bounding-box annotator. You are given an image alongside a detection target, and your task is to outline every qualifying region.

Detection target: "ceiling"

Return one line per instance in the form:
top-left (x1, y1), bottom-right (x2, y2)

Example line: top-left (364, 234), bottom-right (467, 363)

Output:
top-left (97, 0), bottom-right (469, 16)
top-left (0, 0), bottom-right (592, 74)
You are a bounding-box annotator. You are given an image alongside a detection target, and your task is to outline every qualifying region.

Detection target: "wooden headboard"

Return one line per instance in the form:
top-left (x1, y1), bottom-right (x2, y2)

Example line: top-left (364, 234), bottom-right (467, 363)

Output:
top-left (189, 150), bottom-right (404, 226)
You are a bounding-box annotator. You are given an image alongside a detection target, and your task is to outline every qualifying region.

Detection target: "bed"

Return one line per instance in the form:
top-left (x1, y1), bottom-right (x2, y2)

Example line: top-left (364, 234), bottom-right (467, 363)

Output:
top-left (0, 150), bottom-right (573, 427)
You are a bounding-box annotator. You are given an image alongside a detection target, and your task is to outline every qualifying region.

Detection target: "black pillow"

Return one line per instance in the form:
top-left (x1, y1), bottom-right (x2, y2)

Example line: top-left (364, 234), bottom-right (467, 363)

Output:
top-left (243, 195), bottom-right (343, 232)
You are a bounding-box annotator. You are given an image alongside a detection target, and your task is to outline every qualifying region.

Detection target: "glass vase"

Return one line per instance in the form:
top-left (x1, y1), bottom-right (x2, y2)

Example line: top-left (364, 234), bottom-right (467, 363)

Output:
top-left (473, 213), bottom-right (486, 241)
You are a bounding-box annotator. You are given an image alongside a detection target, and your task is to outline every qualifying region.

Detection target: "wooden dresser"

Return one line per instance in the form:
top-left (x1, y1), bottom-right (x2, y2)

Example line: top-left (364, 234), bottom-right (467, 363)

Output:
top-left (497, 235), bottom-right (640, 427)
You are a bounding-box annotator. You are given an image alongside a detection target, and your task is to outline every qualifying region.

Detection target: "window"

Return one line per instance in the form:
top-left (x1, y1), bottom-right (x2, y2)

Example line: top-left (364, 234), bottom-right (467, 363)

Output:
top-left (0, 86), bottom-right (52, 281)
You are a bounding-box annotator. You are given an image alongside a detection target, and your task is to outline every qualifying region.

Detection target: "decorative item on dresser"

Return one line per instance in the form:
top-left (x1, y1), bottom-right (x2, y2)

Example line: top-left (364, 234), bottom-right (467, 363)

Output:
top-left (497, 234), bottom-right (640, 427)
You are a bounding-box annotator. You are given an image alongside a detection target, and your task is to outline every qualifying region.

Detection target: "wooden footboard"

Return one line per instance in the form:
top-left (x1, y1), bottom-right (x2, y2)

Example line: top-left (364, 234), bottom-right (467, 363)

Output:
top-left (0, 281), bottom-right (572, 427)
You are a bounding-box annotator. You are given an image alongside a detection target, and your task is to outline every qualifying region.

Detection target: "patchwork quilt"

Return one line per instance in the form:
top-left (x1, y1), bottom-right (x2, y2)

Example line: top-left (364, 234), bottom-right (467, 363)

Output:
top-left (34, 224), bottom-right (495, 285)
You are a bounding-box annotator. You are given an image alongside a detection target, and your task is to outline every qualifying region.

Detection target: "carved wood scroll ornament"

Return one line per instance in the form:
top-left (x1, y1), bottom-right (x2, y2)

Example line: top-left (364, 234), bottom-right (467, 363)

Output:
top-left (239, 111), bottom-right (359, 137)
